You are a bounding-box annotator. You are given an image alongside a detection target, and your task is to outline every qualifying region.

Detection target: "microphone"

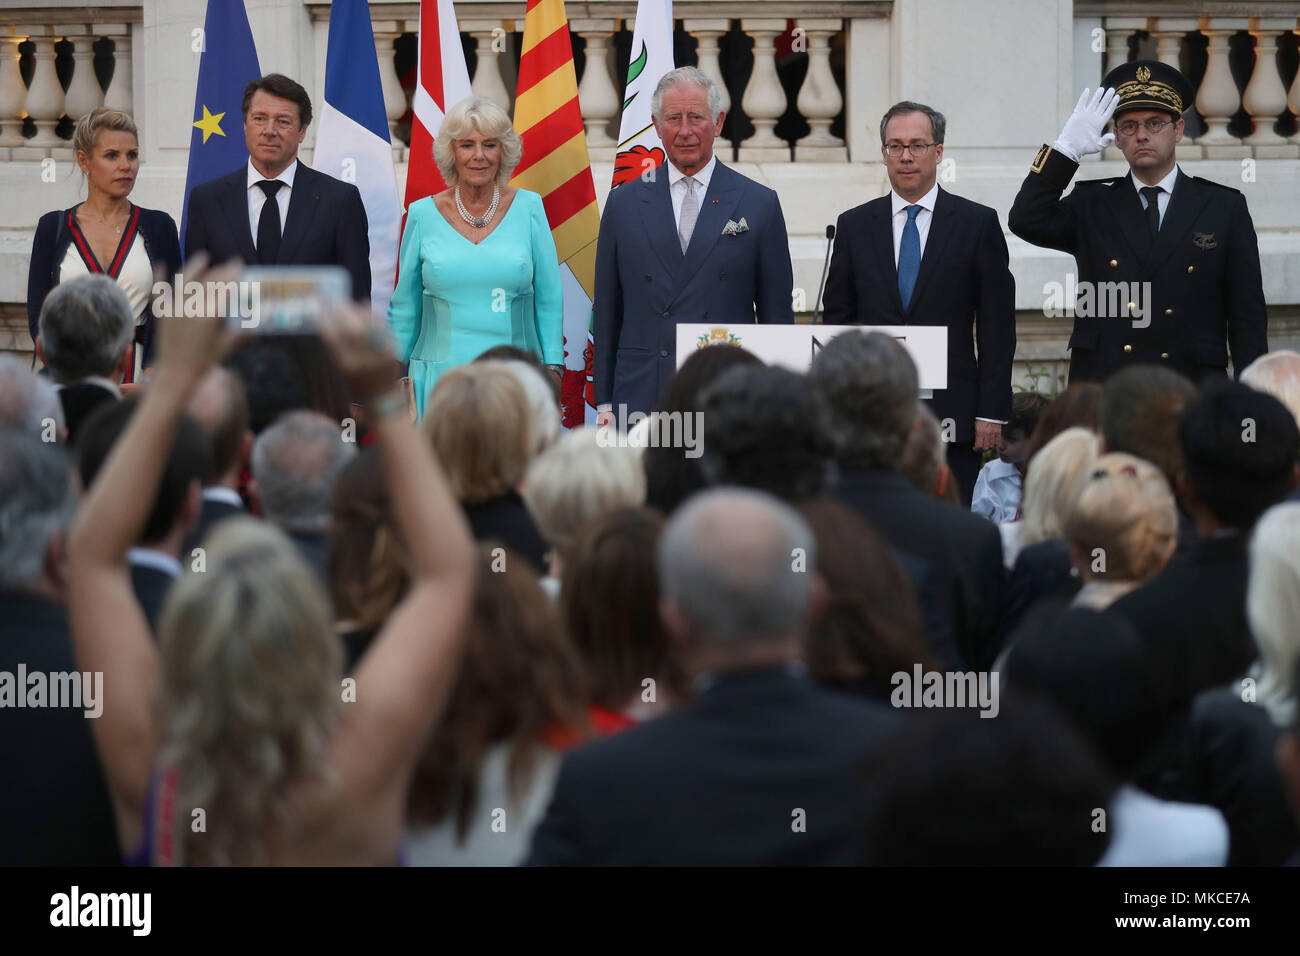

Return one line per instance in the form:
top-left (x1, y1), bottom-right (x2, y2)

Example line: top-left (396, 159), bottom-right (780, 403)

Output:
top-left (812, 224), bottom-right (835, 324)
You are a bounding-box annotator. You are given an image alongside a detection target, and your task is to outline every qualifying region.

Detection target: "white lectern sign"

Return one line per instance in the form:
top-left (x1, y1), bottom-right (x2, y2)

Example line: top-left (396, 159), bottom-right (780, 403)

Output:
top-left (674, 324), bottom-right (948, 391)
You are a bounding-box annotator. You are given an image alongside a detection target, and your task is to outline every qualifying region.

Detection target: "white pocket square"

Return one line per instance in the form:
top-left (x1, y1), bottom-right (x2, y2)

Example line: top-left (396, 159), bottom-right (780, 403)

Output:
top-left (721, 217), bottom-right (749, 236)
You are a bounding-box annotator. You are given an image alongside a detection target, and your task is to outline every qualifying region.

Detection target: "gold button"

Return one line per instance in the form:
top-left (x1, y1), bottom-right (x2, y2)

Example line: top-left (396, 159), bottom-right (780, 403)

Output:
top-left (1124, 344), bottom-right (1133, 353)
top-left (1110, 259), bottom-right (1118, 267)
top-left (1187, 265), bottom-right (1195, 273)
top-left (1161, 352), bottom-right (1169, 359)
top-left (1165, 309), bottom-right (1173, 316)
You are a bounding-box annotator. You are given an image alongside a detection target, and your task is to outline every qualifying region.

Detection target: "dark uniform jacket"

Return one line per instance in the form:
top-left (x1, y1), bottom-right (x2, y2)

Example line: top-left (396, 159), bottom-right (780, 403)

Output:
top-left (1008, 147), bottom-right (1267, 383)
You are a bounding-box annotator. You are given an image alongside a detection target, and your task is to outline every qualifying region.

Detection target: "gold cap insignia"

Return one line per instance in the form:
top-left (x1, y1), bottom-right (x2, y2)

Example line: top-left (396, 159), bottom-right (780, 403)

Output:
top-left (1136, 66), bottom-right (1151, 83)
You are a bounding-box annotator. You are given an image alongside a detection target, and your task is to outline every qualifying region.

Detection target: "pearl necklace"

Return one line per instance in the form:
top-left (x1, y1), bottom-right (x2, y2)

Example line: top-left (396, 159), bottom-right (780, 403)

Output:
top-left (455, 184), bottom-right (500, 229)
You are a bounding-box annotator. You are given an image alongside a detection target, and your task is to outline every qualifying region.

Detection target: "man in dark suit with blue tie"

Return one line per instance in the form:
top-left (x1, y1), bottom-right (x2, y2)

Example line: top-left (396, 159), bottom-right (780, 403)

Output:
top-left (184, 74), bottom-right (371, 303)
top-left (594, 67), bottom-right (794, 424)
top-left (822, 101), bottom-right (1016, 504)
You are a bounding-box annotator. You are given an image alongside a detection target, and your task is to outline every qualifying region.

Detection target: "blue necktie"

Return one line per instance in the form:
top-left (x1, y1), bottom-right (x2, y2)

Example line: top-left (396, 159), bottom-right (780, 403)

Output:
top-left (898, 204), bottom-right (922, 310)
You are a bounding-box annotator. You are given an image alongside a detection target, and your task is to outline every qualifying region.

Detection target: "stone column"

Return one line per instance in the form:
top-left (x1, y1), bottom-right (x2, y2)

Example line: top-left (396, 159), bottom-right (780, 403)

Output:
top-left (62, 30), bottom-right (103, 123)
top-left (102, 28), bottom-right (133, 115)
top-left (685, 18), bottom-right (732, 156)
top-left (0, 30), bottom-right (27, 150)
top-left (1242, 18), bottom-right (1295, 156)
top-left (463, 19), bottom-right (511, 114)
top-left (572, 18), bottom-right (618, 157)
top-left (794, 19), bottom-right (845, 162)
top-left (1196, 18), bottom-right (1250, 158)
top-left (23, 31), bottom-right (65, 149)
top-left (738, 18), bottom-right (789, 162)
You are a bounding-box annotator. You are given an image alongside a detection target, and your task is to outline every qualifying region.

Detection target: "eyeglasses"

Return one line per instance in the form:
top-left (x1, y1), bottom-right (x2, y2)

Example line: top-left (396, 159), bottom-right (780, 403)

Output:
top-left (883, 143), bottom-right (938, 158)
top-left (1115, 118), bottom-right (1176, 136)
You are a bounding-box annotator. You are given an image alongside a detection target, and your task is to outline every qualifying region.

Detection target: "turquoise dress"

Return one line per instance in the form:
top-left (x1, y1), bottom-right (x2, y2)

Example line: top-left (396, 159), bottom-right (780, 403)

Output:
top-left (388, 189), bottom-right (564, 418)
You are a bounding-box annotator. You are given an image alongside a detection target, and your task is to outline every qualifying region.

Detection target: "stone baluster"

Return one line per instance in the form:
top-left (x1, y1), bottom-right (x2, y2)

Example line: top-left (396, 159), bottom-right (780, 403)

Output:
top-left (1101, 18), bottom-right (1143, 161)
top-left (62, 29), bottom-right (103, 123)
top-left (103, 27), bottom-right (133, 115)
top-left (463, 19), bottom-right (511, 115)
top-left (572, 18), bottom-right (618, 157)
top-left (794, 19), bottom-right (845, 162)
top-left (738, 18), bottom-right (788, 162)
top-left (1243, 18), bottom-right (1295, 156)
top-left (0, 30), bottom-right (27, 149)
top-left (23, 31), bottom-right (65, 148)
top-left (685, 18), bottom-right (731, 156)
top-left (1152, 17), bottom-right (1200, 159)
top-left (371, 20), bottom-right (407, 152)
top-left (1196, 18), bottom-right (1250, 157)
top-left (1290, 23), bottom-right (1300, 146)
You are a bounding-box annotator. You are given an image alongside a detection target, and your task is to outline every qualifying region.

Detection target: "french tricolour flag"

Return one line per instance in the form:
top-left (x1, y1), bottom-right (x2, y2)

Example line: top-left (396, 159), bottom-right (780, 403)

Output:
top-left (314, 0), bottom-right (402, 318)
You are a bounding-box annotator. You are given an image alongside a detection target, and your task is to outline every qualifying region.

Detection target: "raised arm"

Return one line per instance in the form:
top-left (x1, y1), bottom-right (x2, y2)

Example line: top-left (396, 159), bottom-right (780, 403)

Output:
top-left (322, 308), bottom-right (476, 802)
top-left (66, 254), bottom-right (240, 844)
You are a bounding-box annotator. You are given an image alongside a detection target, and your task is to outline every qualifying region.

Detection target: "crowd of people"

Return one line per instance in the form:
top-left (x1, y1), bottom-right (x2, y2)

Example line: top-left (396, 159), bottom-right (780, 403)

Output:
top-left (4, 252), bottom-right (1300, 865)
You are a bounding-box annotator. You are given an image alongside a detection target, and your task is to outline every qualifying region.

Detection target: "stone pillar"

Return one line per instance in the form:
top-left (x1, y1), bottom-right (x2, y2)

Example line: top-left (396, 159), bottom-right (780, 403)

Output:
top-left (738, 18), bottom-right (789, 162)
top-left (0, 31), bottom-right (27, 150)
top-left (572, 18), bottom-right (618, 157)
top-left (371, 20), bottom-right (408, 154)
top-left (1242, 18), bottom-right (1295, 156)
top-left (685, 18), bottom-right (732, 157)
top-left (103, 29), bottom-right (133, 115)
top-left (1196, 18), bottom-right (1250, 158)
top-left (62, 30), bottom-right (103, 123)
top-left (464, 19), bottom-right (511, 114)
top-left (23, 31), bottom-right (65, 149)
top-left (794, 19), bottom-right (846, 162)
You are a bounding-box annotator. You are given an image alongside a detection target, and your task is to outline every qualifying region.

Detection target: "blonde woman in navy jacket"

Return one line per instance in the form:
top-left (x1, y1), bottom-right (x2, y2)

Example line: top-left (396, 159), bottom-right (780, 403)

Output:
top-left (27, 108), bottom-right (180, 378)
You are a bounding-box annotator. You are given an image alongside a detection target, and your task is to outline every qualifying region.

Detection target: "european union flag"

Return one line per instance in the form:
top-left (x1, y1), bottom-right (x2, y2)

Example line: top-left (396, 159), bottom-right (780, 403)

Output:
top-left (180, 0), bottom-right (261, 254)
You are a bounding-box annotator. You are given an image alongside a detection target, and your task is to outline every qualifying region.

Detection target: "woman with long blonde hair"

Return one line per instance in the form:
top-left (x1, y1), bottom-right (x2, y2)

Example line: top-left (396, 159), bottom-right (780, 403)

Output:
top-left (68, 258), bottom-right (476, 864)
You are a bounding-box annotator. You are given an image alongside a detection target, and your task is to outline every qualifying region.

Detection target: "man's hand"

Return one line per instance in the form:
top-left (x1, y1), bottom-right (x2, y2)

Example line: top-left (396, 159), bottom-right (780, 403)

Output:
top-left (973, 420), bottom-right (1002, 452)
top-left (318, 304), bottom-right (401, 402)
top-left (154, 252), bottom-right (241, 381)
top-left (1054, 87), bottom-right (1119, 161)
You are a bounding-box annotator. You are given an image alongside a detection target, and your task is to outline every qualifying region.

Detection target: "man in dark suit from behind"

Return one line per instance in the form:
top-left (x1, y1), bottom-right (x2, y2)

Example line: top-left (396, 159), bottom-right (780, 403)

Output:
top-left (251, 409), bottom-right (355, 582)
top-left (811, 331), bottom-right (1006, 671)
top-left (1112, 381), bottom-right (1299, 723)
top-left (184, 367), bottom-right (253, 555)
top-left (0, 429), bottom-right (121, 865)
top-left (822, 100), bottom-right (1016, 504)
top-left (183, 73), bottom-right (371, 303)
top-left (36, 275), bottom-right (134, 445)
top-left (1099, 365), bottom-right (1198, 557)
top-left (527, 487), bottom-right (899, 865)
top-left (76, 397), bottom-right (210, 633)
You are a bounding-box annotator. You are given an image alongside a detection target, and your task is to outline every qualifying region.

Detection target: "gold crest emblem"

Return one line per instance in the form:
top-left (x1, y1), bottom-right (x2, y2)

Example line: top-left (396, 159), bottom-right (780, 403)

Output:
top-left (698, 328), bottom-right (741, 348)
top-left (1136, 66), bottom-right (1151, 83)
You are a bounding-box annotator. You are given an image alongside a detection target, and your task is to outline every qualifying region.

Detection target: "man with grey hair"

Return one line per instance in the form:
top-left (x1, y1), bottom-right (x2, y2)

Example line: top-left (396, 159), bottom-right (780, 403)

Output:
top-left (251, 409), bottom-right (355, 579)
top-left (36, 275), bottom-right (134, 444)
top-left (812, 331), bottom-right (1006, 671)
top-left (823, 100), bottom-right (1016, 504)
top-left (1241, 350), bottom-right (1300, 505)
top-left (527, 487), bottom-right (899, 866)
top-left (0, 355), bottom-right (64, 439)
top-left (0, 429), bottom-right (120, 865)
top-left (593, 66), bottom-right (794, 423)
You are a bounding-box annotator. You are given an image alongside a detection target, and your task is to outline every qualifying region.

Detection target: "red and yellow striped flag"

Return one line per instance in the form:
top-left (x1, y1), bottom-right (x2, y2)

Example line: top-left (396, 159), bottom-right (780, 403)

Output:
top-left (510, 0), bottom-right (600, 426)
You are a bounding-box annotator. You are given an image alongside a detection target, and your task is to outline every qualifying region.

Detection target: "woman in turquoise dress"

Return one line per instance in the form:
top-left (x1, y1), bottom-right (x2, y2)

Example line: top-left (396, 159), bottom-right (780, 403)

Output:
top-left (389, 96), bottom-right (564, 418)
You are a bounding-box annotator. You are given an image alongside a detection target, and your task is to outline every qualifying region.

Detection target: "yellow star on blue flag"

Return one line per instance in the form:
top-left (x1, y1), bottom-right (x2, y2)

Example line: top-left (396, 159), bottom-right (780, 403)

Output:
top-left (193, 105), bottom-right (226, 143)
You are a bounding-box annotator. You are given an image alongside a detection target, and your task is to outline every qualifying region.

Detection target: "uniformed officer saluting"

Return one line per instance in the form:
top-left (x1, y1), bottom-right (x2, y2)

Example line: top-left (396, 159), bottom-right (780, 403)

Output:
top-left (1009, 60), bottom-right (1268, 384)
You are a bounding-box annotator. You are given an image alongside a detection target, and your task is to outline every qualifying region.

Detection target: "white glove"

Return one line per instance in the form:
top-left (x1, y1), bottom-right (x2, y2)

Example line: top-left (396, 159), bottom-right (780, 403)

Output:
top-left (1053, 87), bottom-right (1119, 161)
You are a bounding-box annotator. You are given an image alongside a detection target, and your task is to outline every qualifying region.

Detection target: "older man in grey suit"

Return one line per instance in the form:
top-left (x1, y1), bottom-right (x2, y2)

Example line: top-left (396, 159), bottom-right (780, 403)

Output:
top-left (594, 67), bottom-right (794, 425)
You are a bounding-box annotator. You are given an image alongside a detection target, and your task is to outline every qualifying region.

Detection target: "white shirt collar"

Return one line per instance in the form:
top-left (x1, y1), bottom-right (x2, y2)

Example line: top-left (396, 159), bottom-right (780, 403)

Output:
top-left (1130, 165), bottom-right (1179, 197)
top-left (891, 182), bottom-right (939, 218)
top-left (53, 375), bottom-right (121, 398)
top-left (667, 153), bottom-right (718, 192)
top-left (247, 158), bottom-right (298, 190)
top-left (127, 547), bottom-right (183, 579)
top-left (201, 486), bottom-right (243, 507)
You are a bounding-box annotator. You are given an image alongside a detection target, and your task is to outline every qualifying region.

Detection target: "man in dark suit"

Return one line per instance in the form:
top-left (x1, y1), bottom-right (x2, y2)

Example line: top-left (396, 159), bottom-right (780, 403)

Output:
top-left (823, 100), bottom-right (1016, 504)
top-left (527, 488), bottom-right (899, 865)
top-left (35, 275), bottom-right (134, 445)
top-left (810, 331), bottom-right (1006, 671)
top-left (1008, 61), bottom-right (1268, 385)
top-left (184, 73), bottom-right (371, 303)
top-left (594, 67), bottom-right (793, 424)
top-left (1112, 381), bottom-right (1299, 722)
top-left (77, 397), bottom-right (209, 632)
top-left (0, 430), bottom-right (120, 865)
top-left (185, 367), bottom-right (252, 554)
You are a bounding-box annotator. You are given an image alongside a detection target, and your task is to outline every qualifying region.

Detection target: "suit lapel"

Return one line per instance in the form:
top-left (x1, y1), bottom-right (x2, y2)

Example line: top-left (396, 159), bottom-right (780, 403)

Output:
top-left (907, 188), bottom-right (956, 316)
top-left (1103, 175), bottom-right (1154, 266)
top-left (869, 199), bottom-right (905, 316)
top-left (641, 171), bottom-right (682, 282)
top-left (677, 161), bottom-right (740, 291)
top-left (1146, 169), bottom-right (1210, 276)
top-left (220, 170), bottom-right (258, 264)
top-left (279, 163), bottom-right (323, 264)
